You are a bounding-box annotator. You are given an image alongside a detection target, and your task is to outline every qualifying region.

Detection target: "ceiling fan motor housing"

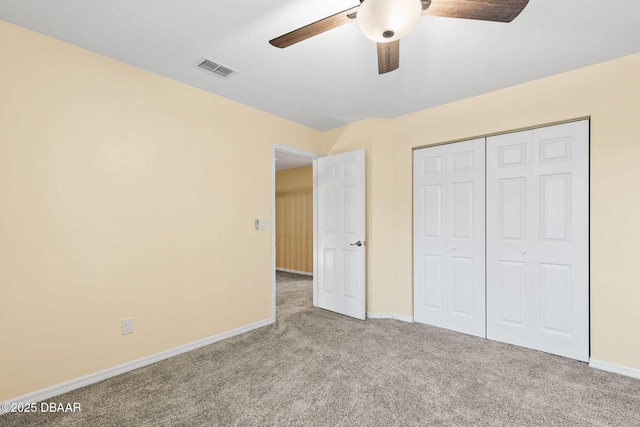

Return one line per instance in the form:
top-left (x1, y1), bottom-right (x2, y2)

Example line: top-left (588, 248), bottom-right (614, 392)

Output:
top-left (356, 0), bottom-right (422, 43)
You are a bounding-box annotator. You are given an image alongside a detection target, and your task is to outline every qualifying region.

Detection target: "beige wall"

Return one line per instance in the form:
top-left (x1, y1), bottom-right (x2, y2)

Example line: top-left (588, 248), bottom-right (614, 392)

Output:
top-left (0, 21), bottom-right (324, 401)
top-left (322, 52), bottom-right (640, 371)
top-left (275, 166), bottom-right (313, 273)
top-left (3, 18), bottom-right (640, 402)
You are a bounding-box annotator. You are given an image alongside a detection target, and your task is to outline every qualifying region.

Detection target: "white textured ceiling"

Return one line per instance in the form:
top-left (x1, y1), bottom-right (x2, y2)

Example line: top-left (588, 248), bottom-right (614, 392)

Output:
top-left (2, 0), bottom-right (640, 130)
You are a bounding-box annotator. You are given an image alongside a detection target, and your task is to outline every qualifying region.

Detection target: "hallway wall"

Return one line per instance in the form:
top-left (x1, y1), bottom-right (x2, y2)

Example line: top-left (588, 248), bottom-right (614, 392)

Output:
top-left (276, 166), bottom-right (313, 274)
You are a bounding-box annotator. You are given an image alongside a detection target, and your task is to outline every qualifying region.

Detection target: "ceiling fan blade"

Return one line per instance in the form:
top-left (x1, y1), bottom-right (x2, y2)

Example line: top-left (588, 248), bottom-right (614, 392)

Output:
top-left (377, 41), bottom-right (400, 74)
top-left (423, 0), bottom-right (529, 23)
top-left (269, 6), bottom-right (360, 48)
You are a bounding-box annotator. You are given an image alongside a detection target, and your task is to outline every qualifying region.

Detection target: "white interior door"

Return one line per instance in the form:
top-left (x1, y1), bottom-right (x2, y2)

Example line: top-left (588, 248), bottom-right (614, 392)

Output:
top-left (486, 120), bottom-right (589, 361)
top-left (413, 139), bottom-right (486, 337)
top-left (315, 149), bottom-right (366, 320)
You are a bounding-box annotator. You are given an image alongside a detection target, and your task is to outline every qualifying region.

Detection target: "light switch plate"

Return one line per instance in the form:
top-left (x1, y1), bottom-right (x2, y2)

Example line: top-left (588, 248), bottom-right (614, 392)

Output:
top-left (255, 219), bottom-right (270, 230)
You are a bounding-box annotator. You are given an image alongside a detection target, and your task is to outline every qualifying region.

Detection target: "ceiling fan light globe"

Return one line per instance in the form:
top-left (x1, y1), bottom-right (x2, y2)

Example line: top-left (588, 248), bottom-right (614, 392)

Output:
top-left (357, 0), bottom-right (422, 43)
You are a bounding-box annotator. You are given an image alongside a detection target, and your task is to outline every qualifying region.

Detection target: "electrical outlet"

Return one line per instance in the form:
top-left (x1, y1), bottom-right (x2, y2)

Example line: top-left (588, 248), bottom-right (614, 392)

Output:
top-left (122, 317), bottom-right (134, 335)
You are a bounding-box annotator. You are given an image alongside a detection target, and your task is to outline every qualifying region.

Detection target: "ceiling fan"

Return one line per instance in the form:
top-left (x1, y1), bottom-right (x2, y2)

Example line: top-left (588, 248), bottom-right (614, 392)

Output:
top-left (269, 0), bottom-right (529, 74)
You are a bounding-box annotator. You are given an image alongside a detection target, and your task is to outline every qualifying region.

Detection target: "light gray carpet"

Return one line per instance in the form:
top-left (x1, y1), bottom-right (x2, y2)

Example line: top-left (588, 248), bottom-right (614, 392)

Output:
top-left (3, 271), bottom-right (640, 426)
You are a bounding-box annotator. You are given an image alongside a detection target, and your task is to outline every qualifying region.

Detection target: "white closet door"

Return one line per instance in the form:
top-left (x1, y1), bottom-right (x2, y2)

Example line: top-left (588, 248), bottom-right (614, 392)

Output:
top-left (486, 120), bottom-right (589, 361)
top-left (414, 139), bottom-right (485, 337)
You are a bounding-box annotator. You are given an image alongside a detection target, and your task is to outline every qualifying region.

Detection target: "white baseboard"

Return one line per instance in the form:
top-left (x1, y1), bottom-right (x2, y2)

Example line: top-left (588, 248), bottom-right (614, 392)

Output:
top-left (367, 312), bottom-right (414, 323)
top-left (276, 268), bottom-right (313, 276)
top-left (1, 317), bottom-right (273, 414)
top-left (589, 359), bottom-right (640, 380)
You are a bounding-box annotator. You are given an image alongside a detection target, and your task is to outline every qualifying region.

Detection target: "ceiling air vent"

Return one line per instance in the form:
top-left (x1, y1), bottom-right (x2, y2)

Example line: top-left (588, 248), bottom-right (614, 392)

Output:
top-left (195, 57), bottom-right (237, 78)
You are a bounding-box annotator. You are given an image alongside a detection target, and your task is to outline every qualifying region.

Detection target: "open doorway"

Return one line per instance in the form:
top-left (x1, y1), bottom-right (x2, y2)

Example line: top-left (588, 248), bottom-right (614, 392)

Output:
top-left (271, 144), bottom-right (321, 322)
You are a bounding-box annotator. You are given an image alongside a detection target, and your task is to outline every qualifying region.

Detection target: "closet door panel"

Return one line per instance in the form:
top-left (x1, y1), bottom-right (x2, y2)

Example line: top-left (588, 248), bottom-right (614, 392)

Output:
top-left (446, 140), bottom-right (485, 337)
top-left (531, 121), bottom-right (589, 360)
top-left (487, 120), bottom-right (589, 361)
top-left (414, 146), bottom-right (448, 327)
top-left (414, 139), bottom-right (485, 337)
top-left (487, 130), bottom-right (534, 347)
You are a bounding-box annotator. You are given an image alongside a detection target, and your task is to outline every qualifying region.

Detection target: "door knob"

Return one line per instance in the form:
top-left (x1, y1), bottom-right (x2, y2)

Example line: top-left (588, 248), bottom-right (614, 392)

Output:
top-left (521, 249), bottom-right (527, 254)
top-left (350, 241), bottom-right (364, 247)
top-left (451, 246), bottom-right (457, 251)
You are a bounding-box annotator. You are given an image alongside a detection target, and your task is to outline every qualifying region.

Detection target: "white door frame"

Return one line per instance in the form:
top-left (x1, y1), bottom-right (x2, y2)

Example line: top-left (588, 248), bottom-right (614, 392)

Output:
top-left (271, 143), bottom-right (321, 323)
